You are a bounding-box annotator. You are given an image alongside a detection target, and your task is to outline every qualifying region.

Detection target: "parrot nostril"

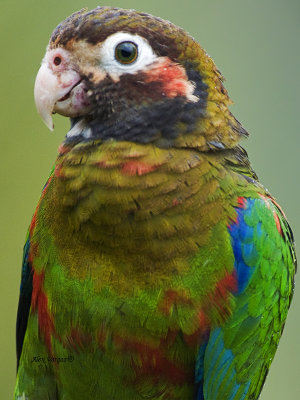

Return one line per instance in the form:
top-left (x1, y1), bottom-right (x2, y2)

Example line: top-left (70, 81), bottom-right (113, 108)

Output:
top-left (53, 56), bottom-right (62, 66)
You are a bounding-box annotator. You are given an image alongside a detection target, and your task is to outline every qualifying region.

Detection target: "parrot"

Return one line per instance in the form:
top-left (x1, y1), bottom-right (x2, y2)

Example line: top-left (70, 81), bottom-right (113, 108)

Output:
top-left (14, 6), bottom-right (296, 400)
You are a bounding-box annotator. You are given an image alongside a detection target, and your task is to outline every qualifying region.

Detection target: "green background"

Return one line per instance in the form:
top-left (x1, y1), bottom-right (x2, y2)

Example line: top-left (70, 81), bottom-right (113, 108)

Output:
top-left (1, 0), bottom-right (299, 398)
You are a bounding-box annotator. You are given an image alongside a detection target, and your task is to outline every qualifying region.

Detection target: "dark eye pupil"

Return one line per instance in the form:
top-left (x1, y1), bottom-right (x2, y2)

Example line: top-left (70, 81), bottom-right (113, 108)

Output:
top-left (54, 56), bottom-right (62, 66)
top-left (115, 42), bottom-right (138, 64)
top-left (120, 47), bottom-right (132, 59)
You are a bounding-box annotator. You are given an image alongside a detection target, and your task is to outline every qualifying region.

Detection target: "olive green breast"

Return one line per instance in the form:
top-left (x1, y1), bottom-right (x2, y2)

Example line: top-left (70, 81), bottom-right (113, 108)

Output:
top-left (34, 140), bottom-right (263, 295)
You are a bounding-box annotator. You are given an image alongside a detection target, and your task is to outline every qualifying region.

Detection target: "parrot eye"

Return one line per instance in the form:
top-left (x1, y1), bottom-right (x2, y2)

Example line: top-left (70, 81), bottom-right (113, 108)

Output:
top-left (99, 32), bottom-right (157, 76)
top-left (115, 42), bottom-right (138, 64)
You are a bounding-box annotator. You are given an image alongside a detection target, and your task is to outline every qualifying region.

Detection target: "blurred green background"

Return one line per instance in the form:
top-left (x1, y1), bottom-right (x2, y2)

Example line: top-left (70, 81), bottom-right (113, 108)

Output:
top-left (1, 0), bottom-right (299, 398)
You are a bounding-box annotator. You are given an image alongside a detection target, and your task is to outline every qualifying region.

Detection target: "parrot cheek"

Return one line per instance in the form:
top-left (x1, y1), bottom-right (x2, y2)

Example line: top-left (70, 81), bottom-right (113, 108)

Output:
top-left (53, 81), bottom-right (92, 118)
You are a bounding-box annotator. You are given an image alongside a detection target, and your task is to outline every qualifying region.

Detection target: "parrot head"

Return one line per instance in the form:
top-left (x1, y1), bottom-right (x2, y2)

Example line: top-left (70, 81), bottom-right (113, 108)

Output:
top-left (34, 7), bottom-right (246, 149)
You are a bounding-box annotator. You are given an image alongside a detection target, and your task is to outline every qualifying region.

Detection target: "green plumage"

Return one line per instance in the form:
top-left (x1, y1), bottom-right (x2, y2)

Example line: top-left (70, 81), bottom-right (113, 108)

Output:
top-left (15, 6), bottom-right (296, 400)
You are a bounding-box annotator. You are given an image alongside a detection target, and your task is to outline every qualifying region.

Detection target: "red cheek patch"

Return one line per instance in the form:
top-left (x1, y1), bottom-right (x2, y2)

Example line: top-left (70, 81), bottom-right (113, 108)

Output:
top-left (144, 58), bottom-right (196, 100)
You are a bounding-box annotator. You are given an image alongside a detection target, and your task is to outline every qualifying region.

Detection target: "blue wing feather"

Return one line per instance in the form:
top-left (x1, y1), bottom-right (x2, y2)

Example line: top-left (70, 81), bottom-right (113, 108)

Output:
top-left (195, 197), bottom-right (295, 399)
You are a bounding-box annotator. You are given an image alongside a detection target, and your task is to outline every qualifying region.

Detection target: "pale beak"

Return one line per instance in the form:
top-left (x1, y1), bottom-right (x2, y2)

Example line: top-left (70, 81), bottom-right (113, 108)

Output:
top-left (34, 63), bottom-right (85, 131)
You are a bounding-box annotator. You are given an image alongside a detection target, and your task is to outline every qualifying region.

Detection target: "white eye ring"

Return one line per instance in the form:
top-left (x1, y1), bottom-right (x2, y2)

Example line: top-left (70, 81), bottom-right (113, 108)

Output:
top-left (99, 32), bottom-right (158, 77)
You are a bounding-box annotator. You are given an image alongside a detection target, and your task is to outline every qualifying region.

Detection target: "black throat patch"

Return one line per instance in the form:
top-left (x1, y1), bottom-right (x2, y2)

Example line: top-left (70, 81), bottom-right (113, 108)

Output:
top-left (66, 66), bottom-right (208, 147)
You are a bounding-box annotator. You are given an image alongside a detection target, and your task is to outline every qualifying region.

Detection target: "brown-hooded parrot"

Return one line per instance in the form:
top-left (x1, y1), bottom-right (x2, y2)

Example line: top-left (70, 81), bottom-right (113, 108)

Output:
top-left (14, 6), bottom-right (296, 400)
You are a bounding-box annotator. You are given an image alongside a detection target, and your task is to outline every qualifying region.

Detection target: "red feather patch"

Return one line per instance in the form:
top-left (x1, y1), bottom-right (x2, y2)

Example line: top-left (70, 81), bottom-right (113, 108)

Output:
top-left (115, 335), bottom-right (189, 384)
top-left (237, 196), bottom-right (247, 209)
top-left (31, 270), bottom-right (55, 354)
top-left (201, 271), bottom-right (237, 326)
top-left (121, 160), bottom-right (160, 176)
